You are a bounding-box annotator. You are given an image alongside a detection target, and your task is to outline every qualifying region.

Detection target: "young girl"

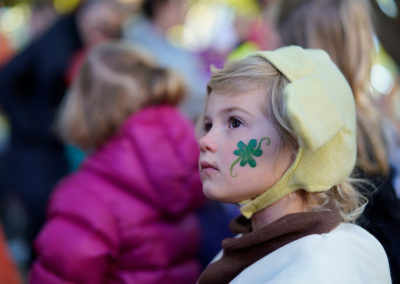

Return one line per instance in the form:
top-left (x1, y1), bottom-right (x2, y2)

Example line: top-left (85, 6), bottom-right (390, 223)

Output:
top-left (197, 46), bottom-right (391, 283)
top-left (275, 0), bottom-right (400, 281)
top-left (30, 42), bottom-right (205, 284)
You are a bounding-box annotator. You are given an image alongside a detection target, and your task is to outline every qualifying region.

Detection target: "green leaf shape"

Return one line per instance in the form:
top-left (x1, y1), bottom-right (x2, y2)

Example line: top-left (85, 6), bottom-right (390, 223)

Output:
top-left (248, 139), bottom-right (257, 150)
top-left (240, 155), bottom-right (256, 167)
top-left (230, 137), bottom-right (271, 177)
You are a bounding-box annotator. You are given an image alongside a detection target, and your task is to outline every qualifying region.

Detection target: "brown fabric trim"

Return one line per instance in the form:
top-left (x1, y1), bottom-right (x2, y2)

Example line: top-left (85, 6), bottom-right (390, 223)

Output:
top-left (198, 200), bottom-right (340, 284)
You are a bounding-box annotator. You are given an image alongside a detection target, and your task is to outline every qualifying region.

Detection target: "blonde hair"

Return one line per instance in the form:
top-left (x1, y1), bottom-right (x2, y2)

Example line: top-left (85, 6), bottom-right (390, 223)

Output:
top-left (57, 41), bottom-right (185, 150)
top-left (207, 55), bottom-right (366, 222)
top-left (277, 0), bottom-right (389, 177)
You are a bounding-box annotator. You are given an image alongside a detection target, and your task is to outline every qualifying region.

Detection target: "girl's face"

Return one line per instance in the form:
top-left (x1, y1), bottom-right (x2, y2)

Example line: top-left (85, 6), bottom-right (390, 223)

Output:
top-left (198, 88), bottom-right (293, 203)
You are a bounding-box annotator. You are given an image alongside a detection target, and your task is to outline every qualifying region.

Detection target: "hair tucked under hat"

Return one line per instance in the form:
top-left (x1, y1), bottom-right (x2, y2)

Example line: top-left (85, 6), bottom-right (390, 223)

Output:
top-left (57, 41), bottom-right (186, 150)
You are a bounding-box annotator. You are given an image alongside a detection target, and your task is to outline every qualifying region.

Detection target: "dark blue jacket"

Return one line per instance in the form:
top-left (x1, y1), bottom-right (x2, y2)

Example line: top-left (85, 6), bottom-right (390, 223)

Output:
top-left (0, 12), bottom-right (83, 248)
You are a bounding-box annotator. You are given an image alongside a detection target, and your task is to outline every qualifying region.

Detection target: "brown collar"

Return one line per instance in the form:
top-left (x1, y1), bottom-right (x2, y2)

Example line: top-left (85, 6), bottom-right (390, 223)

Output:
top-left (198, 200), bottom-right (340, 284)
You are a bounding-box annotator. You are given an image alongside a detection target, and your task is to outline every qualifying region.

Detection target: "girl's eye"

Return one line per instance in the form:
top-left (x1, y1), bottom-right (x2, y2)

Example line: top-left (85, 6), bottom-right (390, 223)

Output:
top-left (228, 117), bottom-right (243, 129)
top-left (204, 122), bottom-right (212, 132)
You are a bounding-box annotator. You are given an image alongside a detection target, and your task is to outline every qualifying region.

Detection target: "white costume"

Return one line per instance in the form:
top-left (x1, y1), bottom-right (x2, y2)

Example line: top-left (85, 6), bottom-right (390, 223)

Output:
top-left (232, 223), bottom-right (391, 283)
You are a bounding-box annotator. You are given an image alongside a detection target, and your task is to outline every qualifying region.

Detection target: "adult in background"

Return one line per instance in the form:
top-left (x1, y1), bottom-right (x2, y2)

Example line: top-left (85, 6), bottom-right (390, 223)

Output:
top-left (124, 0), bottom-right (208, 121)
top-left (275, 0), bottom-right (400, 282)
top-left (0, 0), bottom-right (125, 263)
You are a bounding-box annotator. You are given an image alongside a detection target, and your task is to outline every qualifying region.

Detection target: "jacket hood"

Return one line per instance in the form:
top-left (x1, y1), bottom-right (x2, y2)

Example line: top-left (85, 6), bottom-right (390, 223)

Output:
top-left (81, 105), bottom-right (205, 217)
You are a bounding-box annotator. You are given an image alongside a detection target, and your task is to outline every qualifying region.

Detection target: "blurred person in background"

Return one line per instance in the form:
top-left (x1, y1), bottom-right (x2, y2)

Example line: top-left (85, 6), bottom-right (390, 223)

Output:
top-left (125, 0), bottom-right (237, 268)
top-left (30, 41), bottom-right (205, 284)
top-left (275, 0), bottom-right (400, 282)
top-left (227, 0), bottom-right (280, 61)
top-left (124, 0), bottom-right (208, 121)
top-left (0, 0), bottom-right (125, 264)
top-left (63, 0), bottom-right (128, 171)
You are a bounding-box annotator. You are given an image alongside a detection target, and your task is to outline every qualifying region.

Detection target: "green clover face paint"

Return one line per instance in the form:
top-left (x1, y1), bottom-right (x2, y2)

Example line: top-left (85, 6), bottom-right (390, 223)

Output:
top-left (230, 137), bottom-right (271, 177)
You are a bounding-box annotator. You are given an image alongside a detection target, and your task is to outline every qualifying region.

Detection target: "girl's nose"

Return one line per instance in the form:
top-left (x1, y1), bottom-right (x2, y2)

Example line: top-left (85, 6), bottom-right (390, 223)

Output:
top-left (198, 133), bottom-right (217, 153)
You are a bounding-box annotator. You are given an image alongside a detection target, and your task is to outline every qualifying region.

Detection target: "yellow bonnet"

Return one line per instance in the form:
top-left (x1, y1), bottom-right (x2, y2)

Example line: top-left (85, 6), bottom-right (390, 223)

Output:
top-left (240, 46), bottom-right (357, 219)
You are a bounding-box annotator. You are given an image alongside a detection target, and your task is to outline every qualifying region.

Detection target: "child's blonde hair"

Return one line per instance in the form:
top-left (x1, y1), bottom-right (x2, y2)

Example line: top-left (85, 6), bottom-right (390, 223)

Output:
top-left (57, 41), bottom-right (185, 150)
top-left (277, 0), bottom-right (389, 177)
top-left (207, 55), bottom-right (366, 222)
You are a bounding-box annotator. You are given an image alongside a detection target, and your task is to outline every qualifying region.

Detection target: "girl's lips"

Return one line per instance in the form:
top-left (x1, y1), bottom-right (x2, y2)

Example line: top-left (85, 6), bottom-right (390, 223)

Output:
top-left (200, 161), bottom-right (218, 171)
top-left (200, 161), bottom-right (219, 177)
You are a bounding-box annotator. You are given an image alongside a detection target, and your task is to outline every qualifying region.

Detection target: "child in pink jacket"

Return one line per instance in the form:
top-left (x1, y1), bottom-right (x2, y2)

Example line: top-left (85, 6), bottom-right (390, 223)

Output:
top-left (30, 41), bottom-right (205, 284)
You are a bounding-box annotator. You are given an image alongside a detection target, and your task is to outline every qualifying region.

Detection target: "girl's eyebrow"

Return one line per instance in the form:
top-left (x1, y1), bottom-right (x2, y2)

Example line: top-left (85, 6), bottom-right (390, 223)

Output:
top-left (221, 107), bottom-right (255, 117)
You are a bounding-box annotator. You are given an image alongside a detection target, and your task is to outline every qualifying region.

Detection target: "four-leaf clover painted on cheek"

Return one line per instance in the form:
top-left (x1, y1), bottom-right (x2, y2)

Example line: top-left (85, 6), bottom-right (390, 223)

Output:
top-left (230, 137), bottom-right (271, 177)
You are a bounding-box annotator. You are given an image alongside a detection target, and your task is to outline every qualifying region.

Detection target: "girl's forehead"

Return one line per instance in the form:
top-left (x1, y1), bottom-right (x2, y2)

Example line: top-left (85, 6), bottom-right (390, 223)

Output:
top-left (208, 86), bottom-right (264, 99)
top-left (208, 87), bottom-right (268, 103)
top-left (205, 88), bottom-right (269, 114)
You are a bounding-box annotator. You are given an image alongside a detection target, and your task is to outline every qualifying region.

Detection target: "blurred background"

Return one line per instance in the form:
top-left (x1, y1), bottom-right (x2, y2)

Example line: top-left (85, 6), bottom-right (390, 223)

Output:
top-left (0, 0), bottom-right (399, 282)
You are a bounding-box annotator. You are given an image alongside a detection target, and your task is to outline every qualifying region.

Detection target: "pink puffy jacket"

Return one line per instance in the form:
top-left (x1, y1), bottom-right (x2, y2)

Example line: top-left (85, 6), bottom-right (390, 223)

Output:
top-left (30, 105), bottom-right (205, 284)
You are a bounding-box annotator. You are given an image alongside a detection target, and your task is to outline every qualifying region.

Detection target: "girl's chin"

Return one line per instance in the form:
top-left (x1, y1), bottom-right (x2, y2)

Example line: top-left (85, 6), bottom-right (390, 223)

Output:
top-left (202, 187), bottom-right (225, 202)
top-left (202, 187), bottom-right (239, 204)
